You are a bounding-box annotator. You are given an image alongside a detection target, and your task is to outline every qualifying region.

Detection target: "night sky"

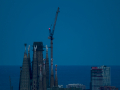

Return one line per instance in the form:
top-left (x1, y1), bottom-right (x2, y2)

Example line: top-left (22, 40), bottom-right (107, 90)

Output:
top-left (0, 0), bottom-right (120, 65)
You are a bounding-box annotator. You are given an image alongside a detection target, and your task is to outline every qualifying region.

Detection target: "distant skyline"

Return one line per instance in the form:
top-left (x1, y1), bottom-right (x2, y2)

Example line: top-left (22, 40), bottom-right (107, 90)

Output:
top-left (0, 0), bottom-right (120, 65)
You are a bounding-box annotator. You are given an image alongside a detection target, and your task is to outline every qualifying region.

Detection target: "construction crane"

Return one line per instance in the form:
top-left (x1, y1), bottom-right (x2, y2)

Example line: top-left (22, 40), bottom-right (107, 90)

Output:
top-left (48, 7), bottom-right (60, 88)
top-left (48, 7), bottom-right (60, 60)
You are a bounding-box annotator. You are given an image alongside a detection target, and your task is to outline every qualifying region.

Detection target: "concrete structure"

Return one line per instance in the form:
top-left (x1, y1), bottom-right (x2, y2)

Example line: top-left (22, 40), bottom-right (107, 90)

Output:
top-left (19, 42), bottom-right (58, 90)
top-left (32, 42), bottom-right (44, 90)
top-left (45, 45), bottom-right (49, 88)
top-left (90, 65), bottom-right (111, 90)
top-left (43, 59), bottom-right (47, 90)
top-left (32, 45), bottom-right (38, 90)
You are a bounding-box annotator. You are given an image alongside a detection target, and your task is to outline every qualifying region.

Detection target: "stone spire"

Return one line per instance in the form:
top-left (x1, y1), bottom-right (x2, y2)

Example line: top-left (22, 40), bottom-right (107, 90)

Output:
top-left (32, 45), bottom-right (38, 90)
top-left (45, 45), bottom-right (49, 88)
top-left (28, 45), bottom-right (31, 78)
top-left (32, 42), bottom-right (44, 90)
top-left (43, 59), bottom-right (46, 90)
top-left (27, 45), bottom-right (31, 90)
top-left (20, 44), bottom-right (31, 90)
top-left (54, 65), bottom-right (58, 87)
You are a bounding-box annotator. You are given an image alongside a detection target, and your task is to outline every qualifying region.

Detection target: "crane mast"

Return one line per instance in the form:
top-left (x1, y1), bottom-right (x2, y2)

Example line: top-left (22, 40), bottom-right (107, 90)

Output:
top-left (49, 7), bottom-right (60, 88)
top-left (48, 7), bottom-right (60, 60)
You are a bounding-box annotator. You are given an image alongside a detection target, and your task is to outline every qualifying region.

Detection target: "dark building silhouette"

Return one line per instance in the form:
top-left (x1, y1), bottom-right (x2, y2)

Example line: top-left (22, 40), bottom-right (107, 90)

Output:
top-left (19, 42), bottom-right (58, 90)
top-left (19, 44), bottom-right (31, 90)
top-left (32, 43), bottom-right (38, 90)
top-left (45, 45), bottom-right (49, 88)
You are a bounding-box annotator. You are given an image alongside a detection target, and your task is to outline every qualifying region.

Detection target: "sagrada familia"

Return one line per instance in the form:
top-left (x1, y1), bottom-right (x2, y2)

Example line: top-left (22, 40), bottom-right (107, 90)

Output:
top-left (19, 42), bottom-right (58, 90)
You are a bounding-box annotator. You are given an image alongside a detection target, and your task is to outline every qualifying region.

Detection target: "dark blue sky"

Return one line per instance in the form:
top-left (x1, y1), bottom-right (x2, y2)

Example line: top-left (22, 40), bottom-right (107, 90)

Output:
top-left (0, 0), bottom-right (120, 65)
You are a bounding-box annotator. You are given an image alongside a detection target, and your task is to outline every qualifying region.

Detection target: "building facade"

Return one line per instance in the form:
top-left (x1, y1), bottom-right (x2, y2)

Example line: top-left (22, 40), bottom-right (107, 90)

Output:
top-left (90, 65), bottom-right (111, 90)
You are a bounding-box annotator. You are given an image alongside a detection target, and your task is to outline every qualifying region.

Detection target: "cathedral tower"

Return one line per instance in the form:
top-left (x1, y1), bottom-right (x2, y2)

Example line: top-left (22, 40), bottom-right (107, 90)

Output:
top-left (32, 42), bottom-right (44, 90)
top-left (45, 45), bottom-right (49, 88)
top-left (20, 44), bottom-right (31, 90)
top-left (43, 59), bottom-right (46, 90)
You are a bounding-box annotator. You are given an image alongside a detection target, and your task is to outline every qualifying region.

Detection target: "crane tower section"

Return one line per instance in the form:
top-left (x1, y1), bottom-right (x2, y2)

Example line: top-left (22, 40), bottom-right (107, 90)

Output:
top-left (48, 7), bottom-right (60, 88)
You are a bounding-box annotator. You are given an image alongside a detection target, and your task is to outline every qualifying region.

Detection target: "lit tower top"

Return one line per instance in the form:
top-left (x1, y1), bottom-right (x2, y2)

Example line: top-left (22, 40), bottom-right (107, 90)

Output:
top-left (46, 45), bottom-right (48, 52)
top-left (28, 45), bottom-right (30, 52)
top-left (33, 45), bottom-right (37, 59)
top-left (34, 45), bottom-right (37, 52)
top-left (46, 45), bottom-right (48, 59)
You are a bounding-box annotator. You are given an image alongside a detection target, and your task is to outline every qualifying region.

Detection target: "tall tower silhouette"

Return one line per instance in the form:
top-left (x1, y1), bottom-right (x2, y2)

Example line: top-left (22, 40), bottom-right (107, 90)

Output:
top-left (43, 59), bottom-right (46, 90)
top-left (20, 44), bottom-right (31, 90)
top-left (45, 45), bottom-right (49, 88)
top-left (32, 45), bottom-right (38, 90)
top-left (28, 45), bottom-right (32, 89)
top-left (32, 42), bottom-right (44, 90)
